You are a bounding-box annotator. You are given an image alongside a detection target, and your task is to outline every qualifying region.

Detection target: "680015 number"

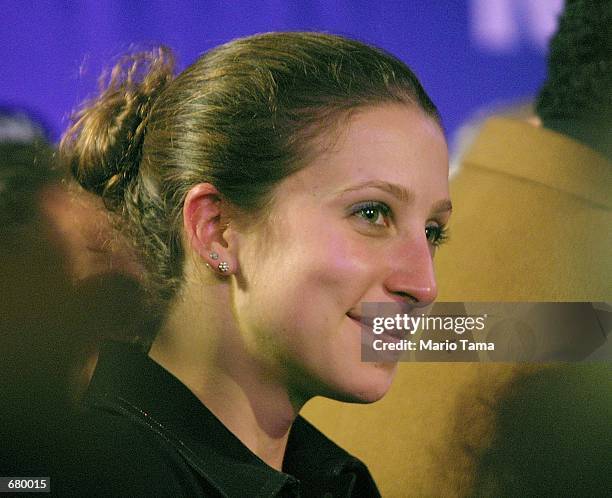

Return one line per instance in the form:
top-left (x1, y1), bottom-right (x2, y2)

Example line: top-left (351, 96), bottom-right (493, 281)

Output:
top-left (0, 477), bottom-right (50, 493)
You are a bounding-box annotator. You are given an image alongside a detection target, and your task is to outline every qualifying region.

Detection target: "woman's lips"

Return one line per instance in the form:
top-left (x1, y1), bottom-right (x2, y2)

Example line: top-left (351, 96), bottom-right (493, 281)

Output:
top-left (346, 312), bottom-right (374, 329)
top-left (346, 312), bottom-right (404, 340)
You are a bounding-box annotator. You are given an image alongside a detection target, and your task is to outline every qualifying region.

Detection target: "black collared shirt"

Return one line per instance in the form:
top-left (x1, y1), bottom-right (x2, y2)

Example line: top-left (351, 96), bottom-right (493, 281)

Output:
top-left (55, 342), bottom-right (380, 497)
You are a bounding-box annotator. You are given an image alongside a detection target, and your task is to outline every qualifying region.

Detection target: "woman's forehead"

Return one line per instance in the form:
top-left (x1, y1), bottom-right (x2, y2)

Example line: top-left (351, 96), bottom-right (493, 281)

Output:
top-left (281, 104), bottom-right (449, 200)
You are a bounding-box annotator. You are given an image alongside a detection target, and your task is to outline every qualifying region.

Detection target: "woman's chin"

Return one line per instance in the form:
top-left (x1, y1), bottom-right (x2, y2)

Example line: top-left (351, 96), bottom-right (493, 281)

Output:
top-left (326, 361), bottom-right (399, 404)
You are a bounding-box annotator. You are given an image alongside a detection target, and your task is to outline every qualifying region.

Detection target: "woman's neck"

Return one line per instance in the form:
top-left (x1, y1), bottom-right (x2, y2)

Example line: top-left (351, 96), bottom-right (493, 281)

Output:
top-left (148, 276), bottom-right (304, 471)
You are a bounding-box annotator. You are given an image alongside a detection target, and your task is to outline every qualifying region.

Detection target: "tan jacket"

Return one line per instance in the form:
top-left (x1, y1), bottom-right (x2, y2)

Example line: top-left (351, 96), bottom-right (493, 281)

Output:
top-left (437, 118), bottom-right (611, 301)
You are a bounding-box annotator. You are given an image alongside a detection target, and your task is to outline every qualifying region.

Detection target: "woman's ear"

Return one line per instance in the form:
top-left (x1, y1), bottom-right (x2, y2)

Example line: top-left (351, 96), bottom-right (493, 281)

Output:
top-left (183, 183), bottom-right (238, 275)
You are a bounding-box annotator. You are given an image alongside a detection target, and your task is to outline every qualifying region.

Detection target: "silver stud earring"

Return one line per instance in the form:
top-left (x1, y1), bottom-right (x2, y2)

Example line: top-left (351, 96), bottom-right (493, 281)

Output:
top-left (209, 252), bottom-right (219, 260)
top-left (218, 261), bottom-right (229, 273)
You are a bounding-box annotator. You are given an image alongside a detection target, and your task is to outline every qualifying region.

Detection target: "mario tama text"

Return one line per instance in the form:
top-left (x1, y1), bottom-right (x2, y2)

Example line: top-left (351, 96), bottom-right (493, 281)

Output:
top-left (372, 338), bottom-right (495, 352)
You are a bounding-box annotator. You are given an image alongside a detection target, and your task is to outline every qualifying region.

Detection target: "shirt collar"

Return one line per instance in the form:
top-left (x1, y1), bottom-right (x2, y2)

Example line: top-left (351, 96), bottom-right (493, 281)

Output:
top-left (462, 118), bottom-right (612, 210)
top-left (84, 341), bottom-right (378, 497)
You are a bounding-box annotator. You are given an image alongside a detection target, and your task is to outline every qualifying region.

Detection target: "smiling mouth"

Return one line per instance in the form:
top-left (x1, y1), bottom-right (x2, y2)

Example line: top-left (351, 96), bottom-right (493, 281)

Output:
top-left (346, 312), bottom-right (404, 340)
top-left (346, 312), bottom-right (374, 329)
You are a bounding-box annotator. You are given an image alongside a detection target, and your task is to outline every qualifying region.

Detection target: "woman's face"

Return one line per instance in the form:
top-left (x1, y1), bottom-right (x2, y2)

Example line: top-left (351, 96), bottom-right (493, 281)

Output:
top-left (232, 103), bottom-right (450, 404)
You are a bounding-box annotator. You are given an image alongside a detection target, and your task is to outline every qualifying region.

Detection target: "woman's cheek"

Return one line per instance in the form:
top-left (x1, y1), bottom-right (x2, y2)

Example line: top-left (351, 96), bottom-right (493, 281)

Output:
top-left (305, 234), bottom-right (376, 304)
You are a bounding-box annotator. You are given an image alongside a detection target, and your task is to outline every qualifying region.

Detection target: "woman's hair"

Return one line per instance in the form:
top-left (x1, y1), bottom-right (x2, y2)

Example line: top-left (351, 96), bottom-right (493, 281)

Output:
top-left (61, 32), bottom-right (440, 313)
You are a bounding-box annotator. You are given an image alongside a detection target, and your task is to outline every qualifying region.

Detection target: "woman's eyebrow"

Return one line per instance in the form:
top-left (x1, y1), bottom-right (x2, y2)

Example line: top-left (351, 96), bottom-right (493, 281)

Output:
top-left (336, 180), bottom-right (414, 202)
top-left (336, 181), bottom-right (452, 213)
top-left (431, 199), bottom-right (453, 214)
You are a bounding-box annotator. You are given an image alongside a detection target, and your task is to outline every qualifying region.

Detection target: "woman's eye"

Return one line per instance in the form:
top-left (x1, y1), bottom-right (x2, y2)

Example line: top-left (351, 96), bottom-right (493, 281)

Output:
top-left (351, 202), bottom-right (392, 227)
top-left (425, 223), bottom-right (448, 246)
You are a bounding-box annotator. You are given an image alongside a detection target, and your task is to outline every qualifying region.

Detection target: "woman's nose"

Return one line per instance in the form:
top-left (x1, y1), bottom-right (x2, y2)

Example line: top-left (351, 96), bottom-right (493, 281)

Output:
top-left (383, 238), bottom-right (438, 305)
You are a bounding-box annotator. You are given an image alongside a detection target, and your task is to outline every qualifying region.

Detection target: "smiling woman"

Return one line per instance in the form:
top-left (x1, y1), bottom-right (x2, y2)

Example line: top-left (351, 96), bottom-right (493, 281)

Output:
top-left (58, 32), bottom-right (450, 496)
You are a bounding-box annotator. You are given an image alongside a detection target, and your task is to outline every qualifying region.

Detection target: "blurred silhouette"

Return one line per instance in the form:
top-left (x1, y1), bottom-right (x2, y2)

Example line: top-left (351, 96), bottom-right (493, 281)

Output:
top-left (449, 364), bottom-right (612, 496)
top-left (0, 107), bottom-right (149, 475)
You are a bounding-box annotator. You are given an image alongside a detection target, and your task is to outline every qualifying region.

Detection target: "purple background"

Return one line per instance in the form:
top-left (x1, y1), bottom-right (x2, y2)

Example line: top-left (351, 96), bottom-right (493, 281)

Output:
top-left (0, 0), bottom-right (563, 144)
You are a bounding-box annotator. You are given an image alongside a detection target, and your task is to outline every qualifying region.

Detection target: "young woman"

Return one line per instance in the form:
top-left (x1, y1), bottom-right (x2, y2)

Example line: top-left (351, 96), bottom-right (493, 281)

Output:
top-left (59, 32), bottom-right (451, 497)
